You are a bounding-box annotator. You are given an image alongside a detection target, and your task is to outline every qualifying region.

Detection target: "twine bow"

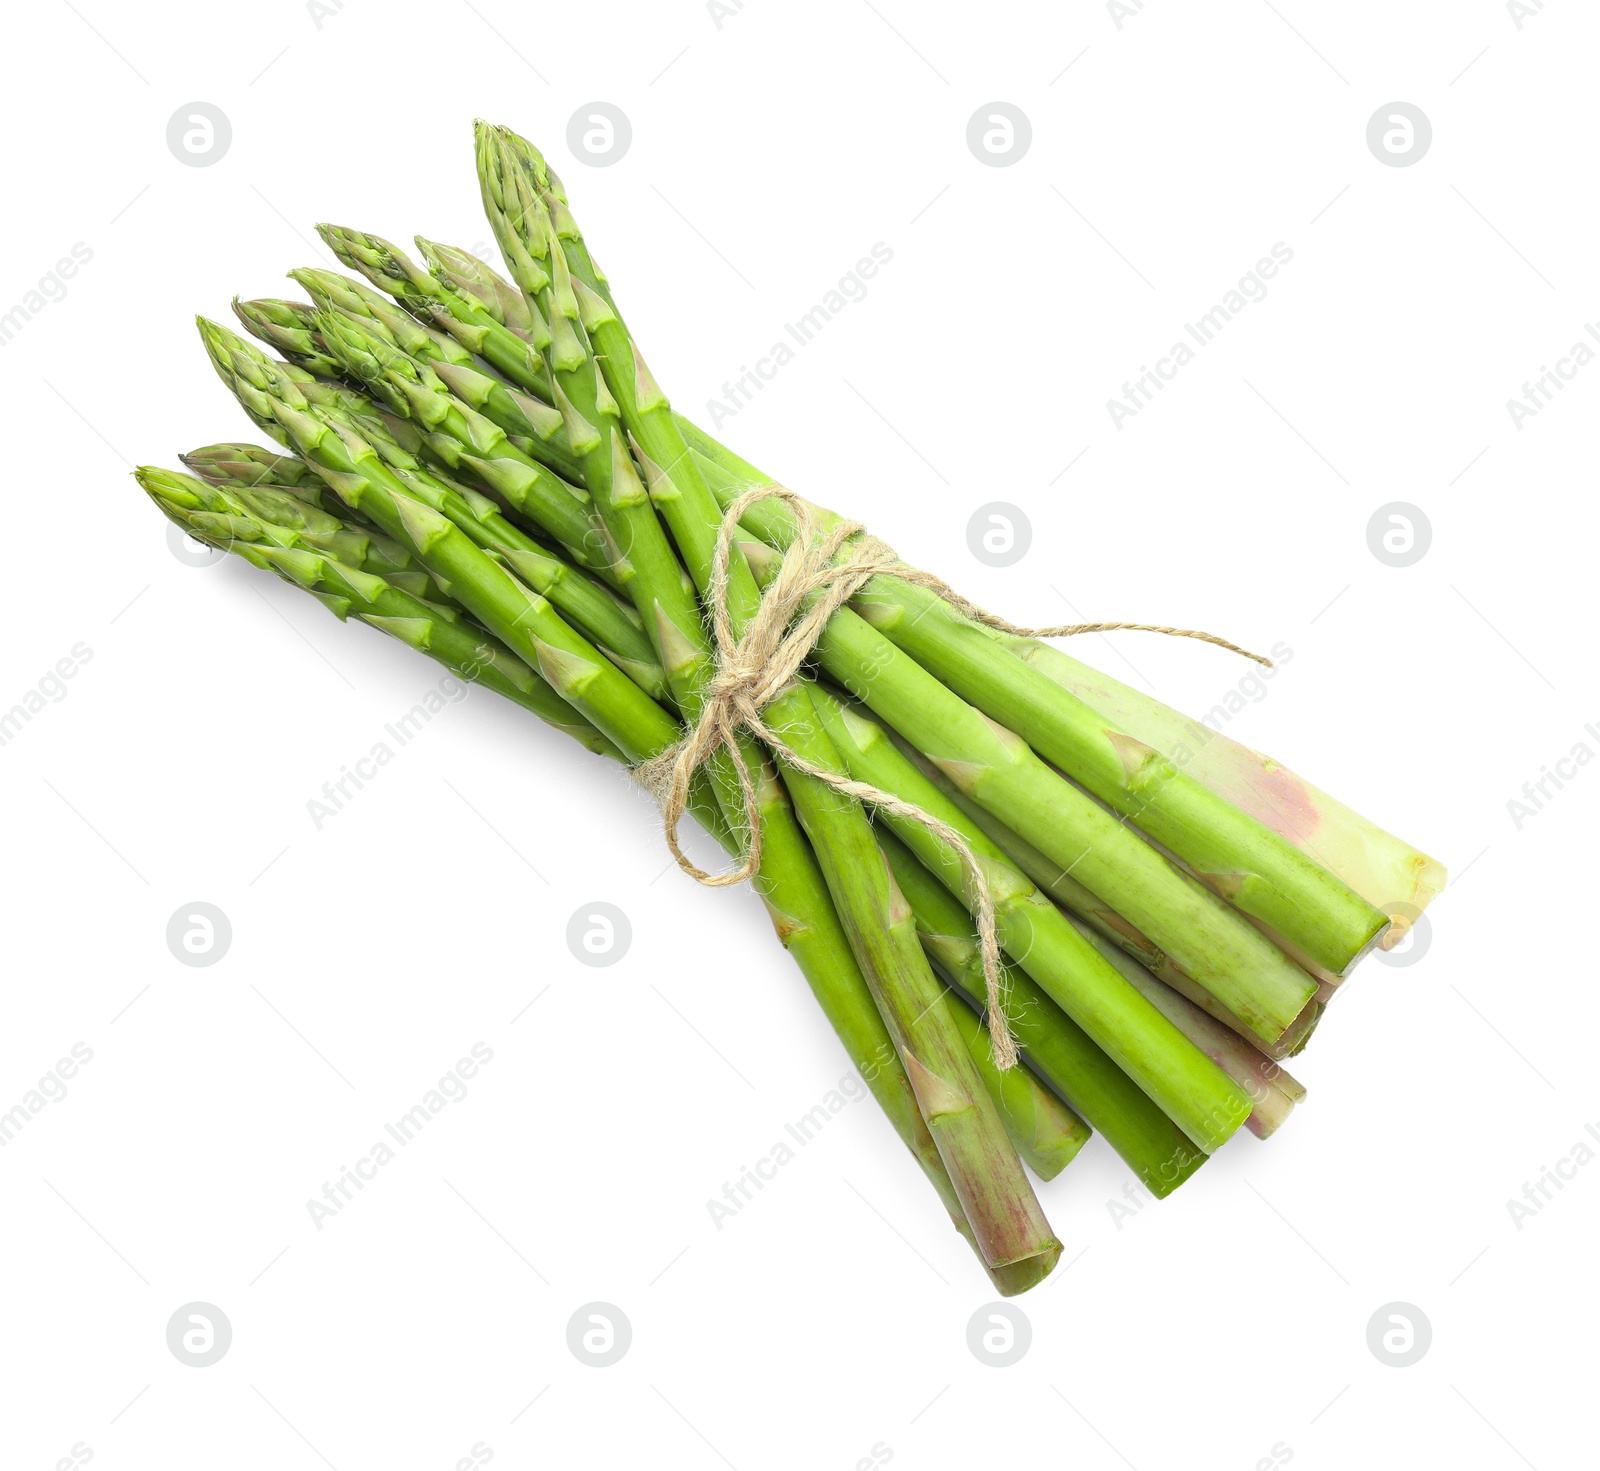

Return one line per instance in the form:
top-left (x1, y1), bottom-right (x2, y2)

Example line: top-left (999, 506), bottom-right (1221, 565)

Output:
top-left (636, 485), bottom-right (1271, 1072)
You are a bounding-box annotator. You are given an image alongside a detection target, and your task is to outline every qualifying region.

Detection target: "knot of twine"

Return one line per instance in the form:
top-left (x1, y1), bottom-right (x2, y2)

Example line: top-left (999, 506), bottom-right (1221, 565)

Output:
top-left (636, 485), bottom-right (1271, 1072)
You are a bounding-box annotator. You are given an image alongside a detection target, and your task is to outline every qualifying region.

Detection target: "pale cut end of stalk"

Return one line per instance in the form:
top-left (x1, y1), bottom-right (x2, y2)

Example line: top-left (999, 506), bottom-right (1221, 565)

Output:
top-left (1066, 912), bottom-right (1307, 1138)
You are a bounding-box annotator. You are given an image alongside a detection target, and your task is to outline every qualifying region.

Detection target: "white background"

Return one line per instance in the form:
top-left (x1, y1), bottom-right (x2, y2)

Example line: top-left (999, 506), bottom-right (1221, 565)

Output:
top-left (0, 1), bottom-right (1593, 1466)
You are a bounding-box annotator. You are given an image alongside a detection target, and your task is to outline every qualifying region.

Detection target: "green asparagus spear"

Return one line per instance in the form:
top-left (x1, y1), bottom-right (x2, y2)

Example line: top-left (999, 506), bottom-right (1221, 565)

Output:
top-left (742, 760), bottom-right (1057, 1293)
top-left (1063, 917), bottom-right (1306, 1141)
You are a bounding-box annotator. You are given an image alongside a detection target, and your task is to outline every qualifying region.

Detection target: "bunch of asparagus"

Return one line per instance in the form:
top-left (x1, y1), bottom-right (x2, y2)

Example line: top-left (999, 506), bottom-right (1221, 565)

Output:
top-left (137, 122), bottom-right (1443, 1293)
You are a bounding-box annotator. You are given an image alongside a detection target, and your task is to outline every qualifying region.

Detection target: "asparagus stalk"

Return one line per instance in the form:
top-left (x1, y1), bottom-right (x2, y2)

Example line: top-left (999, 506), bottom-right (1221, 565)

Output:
top-left (452, 142), bottom-right (767, 610)
top-left (775, 711), bottom-right (1061, 1269)
top-left (475, 131), bottom-right (771, 901)
top-left (475, 124), bottom-right (777, 953)
top-left (1067, 920), bottom-right (1306, 1141)
top-left (740, 758), bottom-right (1057, 1293)
top-left (484, 128), bottom-right (734, 611)
top-left (876, 827), bottom-right (1208, 1196)
top-left (470, 157), bottom-right (716, 720)
top-left (810, 687), bottom-right (1253, 1152)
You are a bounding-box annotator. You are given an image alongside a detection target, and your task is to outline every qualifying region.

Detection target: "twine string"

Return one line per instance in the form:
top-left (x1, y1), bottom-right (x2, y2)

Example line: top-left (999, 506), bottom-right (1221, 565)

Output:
top-left (635, 485), bottom-right (1271, 1071)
